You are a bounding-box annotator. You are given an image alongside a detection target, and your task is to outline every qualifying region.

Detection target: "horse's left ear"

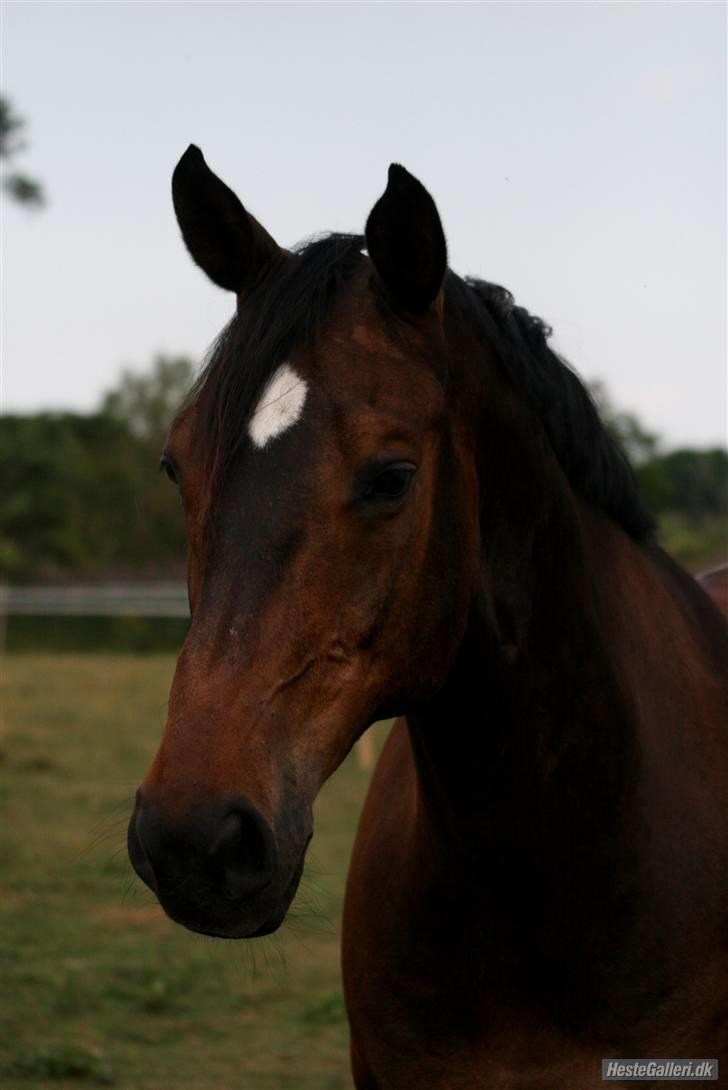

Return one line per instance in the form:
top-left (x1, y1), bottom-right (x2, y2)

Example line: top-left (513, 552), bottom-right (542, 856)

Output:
top-left (172, 144), bottom-right (282, 296)
top-left (365, 164), bottom-right (447, 314)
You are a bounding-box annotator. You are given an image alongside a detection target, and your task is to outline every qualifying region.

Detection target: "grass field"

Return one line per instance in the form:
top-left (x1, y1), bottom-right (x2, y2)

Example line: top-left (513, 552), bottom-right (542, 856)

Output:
top-left (1, 655), bottom-right (388, 1090)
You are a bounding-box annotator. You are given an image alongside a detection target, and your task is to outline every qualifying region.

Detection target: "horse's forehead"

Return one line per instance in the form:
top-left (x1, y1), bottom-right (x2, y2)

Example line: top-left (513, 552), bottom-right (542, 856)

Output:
top-left (322, 355), bottom-right (441, 423)
top-left (349, 320), bottom-right (404, 357)
top-left (312, 302), bottom-right (442, 418)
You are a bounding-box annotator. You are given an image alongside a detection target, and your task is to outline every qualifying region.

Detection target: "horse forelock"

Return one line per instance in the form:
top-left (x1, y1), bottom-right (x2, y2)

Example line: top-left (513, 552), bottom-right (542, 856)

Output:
top-left (182, 233), bottom-right (366, 503)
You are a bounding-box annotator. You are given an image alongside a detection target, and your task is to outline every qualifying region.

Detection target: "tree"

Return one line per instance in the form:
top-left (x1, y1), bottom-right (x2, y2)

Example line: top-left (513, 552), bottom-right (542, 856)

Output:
top-left (97, 355), bottom-right (195, 572)
top-left (100, 354), bottom-right (195, 446)
top-left (0, 357), bottom-right (196, 580)
top-left (589, 380), bottom-right (660, 467)
top-left (657, 448), bottom-right (728, 520)
top-left (0, 413), bottom-right (138, 578)
top-left (0, 95), bottom-right (45, 208)
top-left (589, 379), bottom-right (675, 512)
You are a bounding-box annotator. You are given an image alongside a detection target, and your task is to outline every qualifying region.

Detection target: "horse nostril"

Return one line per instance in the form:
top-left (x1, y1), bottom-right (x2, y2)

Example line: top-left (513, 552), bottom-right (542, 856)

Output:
top-left (209, 805), bottom-right (276, 902)
top-left (128, 793), bottom-right (278, 916)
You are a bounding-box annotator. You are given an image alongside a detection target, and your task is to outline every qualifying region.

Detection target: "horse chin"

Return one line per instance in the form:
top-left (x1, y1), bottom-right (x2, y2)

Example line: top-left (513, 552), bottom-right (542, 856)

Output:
top-left (177, 910), bottom-right (285, 940)
top-left (160, 853), bottom-right (306, 940)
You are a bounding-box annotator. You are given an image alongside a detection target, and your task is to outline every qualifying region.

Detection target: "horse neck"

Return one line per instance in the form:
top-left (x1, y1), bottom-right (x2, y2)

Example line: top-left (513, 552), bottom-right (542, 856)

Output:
top-left (405, 398), bottom-right (728, 995)
top-left (396, 319), bottom-right (728, 1031)
top-left (408, 478), bottom-right (728, 847)
top-left (407, 320), bottom-right (667, 863)
top-left (406, 460), bottom-right (641, 872)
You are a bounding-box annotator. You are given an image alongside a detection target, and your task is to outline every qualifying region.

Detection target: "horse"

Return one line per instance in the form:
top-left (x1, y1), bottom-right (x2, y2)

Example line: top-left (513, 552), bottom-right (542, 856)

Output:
top-left (698, 563), bottom-right (728, 619)
top-left (128, 146), bottom-right (728, 1089)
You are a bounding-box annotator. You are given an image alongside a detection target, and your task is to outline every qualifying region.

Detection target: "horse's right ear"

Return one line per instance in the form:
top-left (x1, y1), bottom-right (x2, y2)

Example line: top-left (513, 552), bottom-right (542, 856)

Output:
top-left (365, 164), bottom-right (447, 314)
top-left (172, 145), bottom-right (281, 296)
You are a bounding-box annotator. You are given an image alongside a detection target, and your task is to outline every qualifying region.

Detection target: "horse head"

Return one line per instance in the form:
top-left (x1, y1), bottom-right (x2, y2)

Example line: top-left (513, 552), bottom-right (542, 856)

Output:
top-left (128, 148), bottom-right (481, 937)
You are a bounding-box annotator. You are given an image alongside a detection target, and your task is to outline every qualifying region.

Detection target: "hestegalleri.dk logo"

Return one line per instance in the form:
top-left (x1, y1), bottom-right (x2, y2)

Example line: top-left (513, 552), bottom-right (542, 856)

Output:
top-left (602, 1059), bottom-right (718, 1082)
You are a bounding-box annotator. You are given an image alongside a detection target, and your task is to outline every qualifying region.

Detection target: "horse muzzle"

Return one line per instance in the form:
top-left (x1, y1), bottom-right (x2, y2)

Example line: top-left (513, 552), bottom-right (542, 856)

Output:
top-left (127, 790), bottom-right (310, 938)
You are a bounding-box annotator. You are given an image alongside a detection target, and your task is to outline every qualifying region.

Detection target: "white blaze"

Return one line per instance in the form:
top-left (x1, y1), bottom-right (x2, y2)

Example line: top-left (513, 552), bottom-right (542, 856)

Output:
top-left (248, 364), bottom-right (308, 449)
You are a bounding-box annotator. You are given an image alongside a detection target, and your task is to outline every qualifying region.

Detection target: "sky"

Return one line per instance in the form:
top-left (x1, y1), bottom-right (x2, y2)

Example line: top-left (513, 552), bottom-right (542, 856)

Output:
top-left (2, 1), bottom-right (726, 448)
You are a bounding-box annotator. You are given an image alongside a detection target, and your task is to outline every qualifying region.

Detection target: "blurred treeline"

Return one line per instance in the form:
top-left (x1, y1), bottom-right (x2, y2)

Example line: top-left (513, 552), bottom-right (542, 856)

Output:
top-left (0, 356), bottom-right (192, 582)
top-left (590, 382), bottom-right (727, 571)
top-left (0, 360), bottom-right (725, 583)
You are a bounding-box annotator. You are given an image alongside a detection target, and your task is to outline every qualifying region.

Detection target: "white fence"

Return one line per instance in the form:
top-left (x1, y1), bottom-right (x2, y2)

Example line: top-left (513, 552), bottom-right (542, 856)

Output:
top-left (1, 582), bottom-right (189, 618)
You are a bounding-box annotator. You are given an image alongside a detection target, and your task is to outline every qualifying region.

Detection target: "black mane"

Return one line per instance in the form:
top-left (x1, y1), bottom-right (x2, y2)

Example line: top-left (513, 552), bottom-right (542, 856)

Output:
top-left (191, 232), bottom-right (654, 539)
top-left (447, 274), bottom-right (655, 540)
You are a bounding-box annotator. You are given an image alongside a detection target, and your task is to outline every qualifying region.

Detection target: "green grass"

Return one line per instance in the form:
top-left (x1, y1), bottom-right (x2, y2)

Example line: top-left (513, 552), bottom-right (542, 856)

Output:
top-left (0, 655), bottom-right (388, 1090)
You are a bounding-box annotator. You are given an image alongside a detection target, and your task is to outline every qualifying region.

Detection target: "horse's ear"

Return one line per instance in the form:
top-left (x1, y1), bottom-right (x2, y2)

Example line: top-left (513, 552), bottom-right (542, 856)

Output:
top-left (365, 164), bottom-right (447, 314)
top-left (172, 145), bottom-right (281, 295)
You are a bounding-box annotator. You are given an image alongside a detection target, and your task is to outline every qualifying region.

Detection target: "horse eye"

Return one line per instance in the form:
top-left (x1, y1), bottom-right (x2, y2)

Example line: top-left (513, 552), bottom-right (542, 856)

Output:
top-left (160, 457), bottom-right (179, 485)
top-left (364, 462), bottom-right (417, 501)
